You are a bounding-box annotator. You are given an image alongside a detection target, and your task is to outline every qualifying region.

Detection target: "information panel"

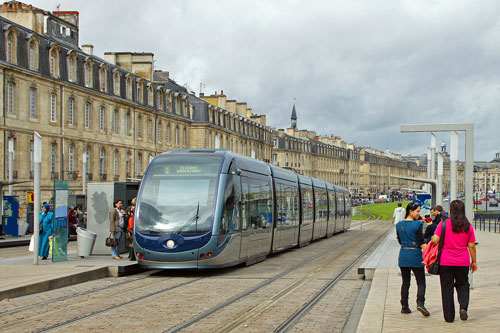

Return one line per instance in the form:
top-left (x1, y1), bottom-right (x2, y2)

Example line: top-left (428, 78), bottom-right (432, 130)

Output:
top-left (52, 181), bottom-right (68, 262)
top-left (2, 196), bottom-right (19, 237)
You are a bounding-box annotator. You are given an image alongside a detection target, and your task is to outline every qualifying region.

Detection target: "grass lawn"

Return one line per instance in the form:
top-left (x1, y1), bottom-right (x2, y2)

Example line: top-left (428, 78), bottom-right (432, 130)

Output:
top-left (352, 201), bottom-right (411, 221)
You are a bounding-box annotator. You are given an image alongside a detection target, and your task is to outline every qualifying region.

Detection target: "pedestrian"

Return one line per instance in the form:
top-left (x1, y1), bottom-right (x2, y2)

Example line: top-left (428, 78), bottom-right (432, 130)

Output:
top-left (125, 198), bottom-right (136, 261)
top-left (39, 203), bottom-right (53, 260)
top-left (391, 202), bottom-right (405, 225)
top-left (424, 205), bottom-right (442, 243)
top-left (109, 199), bottom-right (124, 260)
top-left (396, 202), bottom-right (429, 316)
top-left (432, 200), bottom-right (477, 322)
top-left (78, 212), bottom-right (88, 229)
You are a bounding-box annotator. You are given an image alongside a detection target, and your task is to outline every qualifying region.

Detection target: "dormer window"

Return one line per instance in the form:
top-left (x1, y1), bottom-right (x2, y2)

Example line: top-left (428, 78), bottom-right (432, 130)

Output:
top-left (27, 37), bottom-right (39, 71)
top-left (84, 60), bottom-right (93, 88)
top-left (49, 45), bottom-right (60, 78)
top-left (67, 51), bottom-right (77, 82)
top-left (99, 65), bottom-right (108, 92)
top-left (5, 28), bottom-right (17, 64)
top-left (113, 69), bottom-right (120, 95)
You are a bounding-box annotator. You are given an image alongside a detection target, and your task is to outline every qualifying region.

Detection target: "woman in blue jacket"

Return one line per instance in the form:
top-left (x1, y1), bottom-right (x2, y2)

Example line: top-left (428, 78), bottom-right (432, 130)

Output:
top-left (39, 203), bottom-right (53, 259)
top-left (396, 202), bottom-right (429, 316)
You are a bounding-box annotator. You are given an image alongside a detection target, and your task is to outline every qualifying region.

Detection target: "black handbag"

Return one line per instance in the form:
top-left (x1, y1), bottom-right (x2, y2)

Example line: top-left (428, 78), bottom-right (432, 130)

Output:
top-left (428, 219), bottom-right (446, 275)
top-left (105, 233), bottom-right (118, 247)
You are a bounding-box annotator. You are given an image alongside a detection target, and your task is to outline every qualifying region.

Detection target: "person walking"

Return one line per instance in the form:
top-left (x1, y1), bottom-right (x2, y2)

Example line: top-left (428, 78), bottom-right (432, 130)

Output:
top-left (392, 202), bottom-right (405, 225)
top-left (396, 202), bottom-right (429, 316)
top-left (432, 200), bottom-right (477, 322)
top-left (125, 198), bottom-right (136, 261)
top-left (424, 205), bottom-right (442, 243)
top-left (109, 200), bottom-right (124, 260)
top-left (39, 203), bottom-right (53, 260)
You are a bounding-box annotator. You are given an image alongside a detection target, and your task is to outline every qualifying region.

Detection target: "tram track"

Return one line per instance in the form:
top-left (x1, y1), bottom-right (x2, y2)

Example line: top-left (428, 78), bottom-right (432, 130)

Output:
top-left (164, 221), bottom-right (389, 333)
top-left (0, 271), bottom-right (157, 318)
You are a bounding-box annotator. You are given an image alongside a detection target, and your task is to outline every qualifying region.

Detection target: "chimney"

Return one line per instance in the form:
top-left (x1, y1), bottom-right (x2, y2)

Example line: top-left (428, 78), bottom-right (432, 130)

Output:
top-left (221, 90), bottom-right (224, 95)
top-left (103, 52), bottom-right (116, 65)
top-left (81, 44), bottom-right (93, 56)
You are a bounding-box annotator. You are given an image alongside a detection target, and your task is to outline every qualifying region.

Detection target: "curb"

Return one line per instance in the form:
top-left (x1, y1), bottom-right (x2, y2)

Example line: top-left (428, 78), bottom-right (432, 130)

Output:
top-left (0, 263), bottom-right (143, 300)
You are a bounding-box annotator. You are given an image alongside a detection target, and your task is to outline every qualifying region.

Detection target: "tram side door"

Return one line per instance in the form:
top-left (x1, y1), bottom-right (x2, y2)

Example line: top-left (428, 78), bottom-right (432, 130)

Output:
top-left (239, 176), bottom-right (249, 260)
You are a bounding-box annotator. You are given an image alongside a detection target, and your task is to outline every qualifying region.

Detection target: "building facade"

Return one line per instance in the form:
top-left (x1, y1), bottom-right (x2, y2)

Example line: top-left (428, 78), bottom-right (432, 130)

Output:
top-left (0, 3), bottom-right (272, 215)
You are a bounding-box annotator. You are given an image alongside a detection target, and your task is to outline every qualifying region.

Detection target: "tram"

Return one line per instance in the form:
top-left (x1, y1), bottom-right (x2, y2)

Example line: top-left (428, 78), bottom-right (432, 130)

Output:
top-left (134, 149), bottom-right (351, 269)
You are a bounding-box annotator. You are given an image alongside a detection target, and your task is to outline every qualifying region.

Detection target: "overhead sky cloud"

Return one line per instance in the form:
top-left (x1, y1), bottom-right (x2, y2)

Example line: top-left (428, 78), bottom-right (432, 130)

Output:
top-left (29, 0), bottom-right (500, 161)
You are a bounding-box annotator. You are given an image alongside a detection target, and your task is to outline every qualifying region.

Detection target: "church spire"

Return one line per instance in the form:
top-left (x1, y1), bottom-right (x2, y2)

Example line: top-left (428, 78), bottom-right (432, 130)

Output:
top-left (291, 100), bottom-right (297, 130)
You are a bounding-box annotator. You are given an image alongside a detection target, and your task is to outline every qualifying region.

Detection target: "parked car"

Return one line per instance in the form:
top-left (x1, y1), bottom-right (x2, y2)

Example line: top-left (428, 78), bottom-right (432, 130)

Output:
top-left (489, 199), bottom-right (498, 207)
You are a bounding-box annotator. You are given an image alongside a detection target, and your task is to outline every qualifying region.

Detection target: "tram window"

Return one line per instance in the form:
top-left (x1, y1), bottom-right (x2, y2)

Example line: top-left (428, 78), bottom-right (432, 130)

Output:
top-left (284, 184), bottom-right (298, 226)
top-left (221, 174), bottom-right (240, 234)
top-left (241, 177), bottom-right (249, 230)
top-left (328, 191), bottom-right (336, 220)
top-left (345, 196), bottom-right (351, 217)
top-left (315, 188), bottom-right (327, 221)
top-left (248, 177), bottom-right (272, 229)
top-left (301, 185), bottom-right (314, 225)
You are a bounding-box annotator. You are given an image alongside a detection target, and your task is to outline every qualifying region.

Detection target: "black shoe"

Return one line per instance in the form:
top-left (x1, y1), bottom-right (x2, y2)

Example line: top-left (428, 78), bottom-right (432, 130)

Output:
top-left (460, 309), bottom-right (468, 321)
top-left (41, 256), bottom-right (48, 260)
top-left (401, 306), bottom-right (411, 314)
top-left (417, 304), bottom-right (430, 317)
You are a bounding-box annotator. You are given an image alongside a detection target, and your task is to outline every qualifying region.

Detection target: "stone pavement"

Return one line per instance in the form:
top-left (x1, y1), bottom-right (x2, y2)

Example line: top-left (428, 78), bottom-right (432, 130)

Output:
top-left (0, 246), bottom-right (140, 300)
top-left (358, 228), bottom-right (500, 332)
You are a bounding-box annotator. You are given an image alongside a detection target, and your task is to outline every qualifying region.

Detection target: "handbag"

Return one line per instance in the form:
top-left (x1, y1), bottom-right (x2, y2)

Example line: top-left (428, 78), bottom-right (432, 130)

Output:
top-left (105, 233), bottom-right (119, 247)
top-left (428, 219), bottom-right (446, 275)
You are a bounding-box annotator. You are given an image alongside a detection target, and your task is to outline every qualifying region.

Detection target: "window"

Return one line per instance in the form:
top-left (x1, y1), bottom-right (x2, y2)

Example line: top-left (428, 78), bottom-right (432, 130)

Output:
top-left (148, 118), bottom-right (152, 140)
top-left (148, 85), bottom-right (154, 106)
top-left (67, 54), bottom-right (75, 82)
top-left (157, 121), bottom-right (162, 143)
top-left (68, 97), bottom-right (74, 125)
top-left (99, 149), bottom-right (105, 175)
top-left (137, 115), bottom-right (142, 138)
top-left (28, 40), bottom-right (38, 71)
top-left (85, 146), bottom-right (91, 168)
top-left (157, 91), bottom-right (163, 110)
top-left (5, 30), bottom-right (17, 64)
top-left (126, 152), bottom-right (131, 176)
top-left (68, 144), bottom-right (74, 173)
top-left (7, 82), bottom-right (14, 114)
top-left (137, 153), bottom-right (142, 175)
top-left (126, 112), bottom-right (131, 135)
top-left (175, 127), bottom-right (179, 146)
top-left (49, 46), bottom-right (59, 77)
top-left (166, 123), bottom-right (171, 145)
top-left (113, 150), bottom-right (118, 177)
top-left (50, 94), bottom-right (57, 122)
top-left (113, 109), bottom-right (119, 134)
top-left (113, 70), bottom-right (120, 95)
top-left (84, 62), bottom-right (92, 87)
top-left (85, 102), bottom-right (91, 128)
top-left (99, 65), bottom-right (107, 92)
top-left (183, 127), bottom-right (186, 146)
top-left (99, 106), bottom-right (105, 131)
top-left (126, 76), bottom-right (132, 100)
top-left (51, 143), bottom-right (57, 174)
top-left (136, 81), bottom-right (143, 103)
top-left (29, 88), bottom-right (36, 118)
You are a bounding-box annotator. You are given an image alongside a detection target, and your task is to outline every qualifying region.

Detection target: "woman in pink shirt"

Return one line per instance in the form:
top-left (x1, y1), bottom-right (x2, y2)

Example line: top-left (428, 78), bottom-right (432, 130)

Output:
top-left (432, 200), bottom-right (477, 322)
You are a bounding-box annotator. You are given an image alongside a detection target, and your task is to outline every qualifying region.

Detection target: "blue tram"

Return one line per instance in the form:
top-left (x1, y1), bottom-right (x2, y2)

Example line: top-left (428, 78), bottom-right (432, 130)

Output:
top-left (134, 149), bottom-right (351, 269)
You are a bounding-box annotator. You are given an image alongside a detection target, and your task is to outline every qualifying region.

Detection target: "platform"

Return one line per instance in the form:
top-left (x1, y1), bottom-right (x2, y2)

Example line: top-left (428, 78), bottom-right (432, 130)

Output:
top-left (0, 249), bottom-right (141, 300)
top-left (357, 229), bottom-right (500, 331)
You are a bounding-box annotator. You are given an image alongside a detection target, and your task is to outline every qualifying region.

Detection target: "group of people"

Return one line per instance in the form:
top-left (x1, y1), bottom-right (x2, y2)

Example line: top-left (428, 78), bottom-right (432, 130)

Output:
top-left (108, 198), bottom-right (136, 260)
top-left (394, 200), bottom-right (477, 323)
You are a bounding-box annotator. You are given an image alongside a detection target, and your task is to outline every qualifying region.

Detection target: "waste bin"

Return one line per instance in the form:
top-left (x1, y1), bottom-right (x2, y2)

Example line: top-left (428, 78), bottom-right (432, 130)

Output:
top-left (76, 227), bottom-right (97, 257)
top-left (18, 220), bottom-right (29, 236)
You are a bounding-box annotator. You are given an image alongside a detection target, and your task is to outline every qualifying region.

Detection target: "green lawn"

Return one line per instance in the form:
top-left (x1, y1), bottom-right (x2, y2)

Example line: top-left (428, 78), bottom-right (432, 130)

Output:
top-left (352, 201), bottom-right (411, 221)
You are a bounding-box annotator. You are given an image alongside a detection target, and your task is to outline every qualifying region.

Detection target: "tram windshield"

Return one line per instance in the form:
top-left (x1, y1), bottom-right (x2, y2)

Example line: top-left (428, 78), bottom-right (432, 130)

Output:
top-left (136, 155), bottom-right (222, 234)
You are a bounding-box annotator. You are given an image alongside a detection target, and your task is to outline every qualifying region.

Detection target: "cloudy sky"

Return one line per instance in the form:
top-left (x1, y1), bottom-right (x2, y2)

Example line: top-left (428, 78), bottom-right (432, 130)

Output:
top-left (29, 0), bottom-right (500, 161)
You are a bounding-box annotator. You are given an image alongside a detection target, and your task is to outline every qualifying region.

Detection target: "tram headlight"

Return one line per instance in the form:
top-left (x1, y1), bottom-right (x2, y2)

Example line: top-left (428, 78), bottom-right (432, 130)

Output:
top-left (166, 240), bottom-right (175, 248)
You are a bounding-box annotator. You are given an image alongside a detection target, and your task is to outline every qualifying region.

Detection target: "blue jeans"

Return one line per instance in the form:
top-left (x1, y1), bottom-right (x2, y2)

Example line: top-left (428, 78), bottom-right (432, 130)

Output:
top-left (111, 231), bottom-right (121, 257)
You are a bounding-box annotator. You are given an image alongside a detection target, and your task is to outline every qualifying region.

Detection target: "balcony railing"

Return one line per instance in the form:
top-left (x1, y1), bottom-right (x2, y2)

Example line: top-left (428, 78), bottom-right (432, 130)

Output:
top-left (29, 171), bottom-right (34, 179)
top-left (113, 175), bottom-right (119, 181)
top-left (99, 173), bottom-right (107, 181)
top-left (50, 172), bottom-right (59, 180)
top-left (68, 171), bottom-right (77, 180)
top-left (86, 173), bottom-right (93, 181)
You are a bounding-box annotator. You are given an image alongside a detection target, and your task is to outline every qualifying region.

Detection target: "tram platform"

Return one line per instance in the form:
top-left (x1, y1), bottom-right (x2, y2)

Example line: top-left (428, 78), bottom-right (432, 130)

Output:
top-left (357, 228), bottom-right (500, 332)
top-left (0, 248), bottom-right (141, 300)
top-left (0, 234), bottom-right (76, 248)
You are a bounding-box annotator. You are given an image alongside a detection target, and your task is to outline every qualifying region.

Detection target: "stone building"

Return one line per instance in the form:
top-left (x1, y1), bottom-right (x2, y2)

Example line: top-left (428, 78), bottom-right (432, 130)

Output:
top-left (0, 2), bottom-right (272, 216)
top-left (474, 152), bottom-right (500, 194)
